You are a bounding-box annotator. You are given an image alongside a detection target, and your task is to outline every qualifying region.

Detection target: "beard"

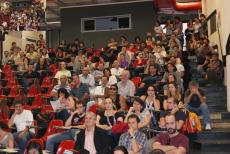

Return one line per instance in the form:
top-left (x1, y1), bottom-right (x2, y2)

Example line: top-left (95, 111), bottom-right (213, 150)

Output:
top-left (167, 128), bottom-right (177, 134)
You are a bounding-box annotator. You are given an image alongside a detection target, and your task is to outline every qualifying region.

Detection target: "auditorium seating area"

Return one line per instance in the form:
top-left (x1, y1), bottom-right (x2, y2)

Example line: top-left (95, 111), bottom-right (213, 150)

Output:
top-left (0, 0), bottom-right (45, 31)
top-left (0, 13), bottom-right (227, 154)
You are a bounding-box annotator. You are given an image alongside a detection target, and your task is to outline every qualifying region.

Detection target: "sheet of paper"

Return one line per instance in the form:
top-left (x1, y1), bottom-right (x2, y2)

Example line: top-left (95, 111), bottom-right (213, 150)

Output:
top-left (50, 100), bottom-right (64, 110)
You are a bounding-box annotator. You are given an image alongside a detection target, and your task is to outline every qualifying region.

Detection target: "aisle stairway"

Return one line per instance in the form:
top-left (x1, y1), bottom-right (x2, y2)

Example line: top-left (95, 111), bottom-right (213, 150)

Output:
top-left (187, 55), bottom-right (230, 153)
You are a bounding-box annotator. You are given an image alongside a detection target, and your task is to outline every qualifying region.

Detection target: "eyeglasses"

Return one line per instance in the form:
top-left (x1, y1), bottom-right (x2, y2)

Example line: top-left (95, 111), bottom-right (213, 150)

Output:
top-left (110, 88), bottom-right (117, 90)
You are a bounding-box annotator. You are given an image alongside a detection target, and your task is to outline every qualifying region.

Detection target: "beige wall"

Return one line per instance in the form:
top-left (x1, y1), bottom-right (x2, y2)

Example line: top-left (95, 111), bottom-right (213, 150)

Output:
top-left (3, 31), bottom-right (46, 52)
top-left (202, 0), bottom-right (230, 56)
top-left (203, 0), bottom-right (230, 112)
top-left (3, 32), bottom-right (22, 52)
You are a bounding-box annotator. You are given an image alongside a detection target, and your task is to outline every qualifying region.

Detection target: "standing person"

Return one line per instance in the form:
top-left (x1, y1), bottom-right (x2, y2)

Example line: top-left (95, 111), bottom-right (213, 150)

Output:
top-left (8, 101), bottom-right (34, 154)
top-left (153, 113), bottom-right (189, 154)
top-left (119, 114), bottom-right (147, 154)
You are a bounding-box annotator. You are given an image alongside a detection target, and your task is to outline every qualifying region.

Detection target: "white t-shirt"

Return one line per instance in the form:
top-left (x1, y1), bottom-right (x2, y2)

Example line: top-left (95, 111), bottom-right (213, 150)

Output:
top-left (13, 110), bottom-right (35, 133)
top-left (91, 86), bottom-right (107, 104)
top-left (154, 26), bottom-right (163, 35)
top-left (175, 64), bottom-right (185, 73)
top-left (154, 51), bottom-right (167, 65)
top-left (54, 70), bottom-right (71, 84)
top-left (111, 67), bottom-right (124, 76)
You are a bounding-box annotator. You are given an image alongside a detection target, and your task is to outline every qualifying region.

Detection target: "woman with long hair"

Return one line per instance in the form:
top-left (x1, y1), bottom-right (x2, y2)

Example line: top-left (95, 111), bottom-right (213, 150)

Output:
top-left (140, 85), bottom-right (160, 111)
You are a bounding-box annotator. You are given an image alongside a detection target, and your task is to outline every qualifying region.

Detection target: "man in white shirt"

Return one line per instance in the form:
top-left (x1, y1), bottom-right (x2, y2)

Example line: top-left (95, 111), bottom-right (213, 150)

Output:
top-left (51, 75), bottom-right (71, 98)
top-left (111, 60), bottom-right (124, 77)
top-left (54, 61), bottom-right (71, 84)
top-left (92, 76), bottom-right (109, 104)
top-left (8, 101), bottom-right (34, 154)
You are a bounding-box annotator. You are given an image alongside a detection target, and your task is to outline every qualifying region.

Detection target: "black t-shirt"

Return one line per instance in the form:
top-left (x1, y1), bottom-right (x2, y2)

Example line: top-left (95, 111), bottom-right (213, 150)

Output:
top-left (98, 111), bottom-right (123, 126)
top-left (184, 88), bottom-right (205, 108)
top-left (175, 110), bottom-right (186, 122)
top-left (23, 71), bottom-right (40, 79)
top-left (71, 113), bottom-right (85, 126)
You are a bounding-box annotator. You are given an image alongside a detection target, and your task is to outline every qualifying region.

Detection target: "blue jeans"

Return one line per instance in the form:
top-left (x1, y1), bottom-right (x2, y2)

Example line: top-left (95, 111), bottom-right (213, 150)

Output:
top-left (186, 103), bottom-right (211, 127)
top-left (13, 131), bottom-right (34, 154)
top-left (46, 130), bottom-right (78, 153)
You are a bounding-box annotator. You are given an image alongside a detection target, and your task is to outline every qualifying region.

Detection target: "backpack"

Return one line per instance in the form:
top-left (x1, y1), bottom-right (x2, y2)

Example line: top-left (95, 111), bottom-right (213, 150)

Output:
top-left (182, 111), bottom-right (202, 134)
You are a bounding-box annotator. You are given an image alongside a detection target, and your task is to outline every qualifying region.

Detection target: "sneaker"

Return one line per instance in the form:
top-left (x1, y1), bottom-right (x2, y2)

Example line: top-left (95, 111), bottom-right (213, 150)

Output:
top-left (205, 123), bottom-right (212, 130)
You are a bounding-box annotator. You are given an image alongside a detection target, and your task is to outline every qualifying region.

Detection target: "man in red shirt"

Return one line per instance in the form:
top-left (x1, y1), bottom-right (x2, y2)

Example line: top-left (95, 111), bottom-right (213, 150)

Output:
top-left (153, 113), bottom-right (189, 154)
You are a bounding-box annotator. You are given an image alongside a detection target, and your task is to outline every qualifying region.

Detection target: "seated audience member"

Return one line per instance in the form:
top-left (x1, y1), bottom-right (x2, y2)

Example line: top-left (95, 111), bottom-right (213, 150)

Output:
top-left (162, 97), bottom-right (186, 130)
top-left (79, 67), bottom-right (95, 93)
top-left (46, 101), bottom-right (85, 153)
top-left (0, 122), bottom-right (14, 148)
top-left (153, 113), bottom-right (189, 154)
top-left (154, 45), bottom-right (167, 65)
top-left (113, 146), bottom-right (128, 154)
top-left (2, 50), bottom-right (11, 65)
top-left (23, 63), bottom-right (40, 91)
top-left (91, 76), bottom-right (109, 104)
top-left (107, 37), bottom-right (118, 50)
top-left (197, 38), bottom-right (213, 65)
top-left (117, 70), bottom-right (136, 98)
top-left (119, 114), bottom-right (147, 154)
top-left (108, 84), bottom-right (127, 111)
top-left (102, 68), bottom-right (117, 86)
top-left (125, 97), bottom-right (151, 129)
top-left (26, 49), bottom-right (38, 63)
top-left (96, 97), bottom-right (124, 147)
top-left (175, 58), bottom-right (184, 78)
top-left (54, 61), bottom-right (71, 84)
top-left (140, 85), bottom-right (161, 111)
top-left (54, 88), bottom-right (76, 122)
top-left (196, 52), bottom-right (212, 77)
top-left (75, 112), bottom-right (111, 154)
top-left (51, 75), bottom-right (71, 98)
top-left (164, 82), bottom-right (182, 102)
top-left (161, 63), bottom-right (183, 93)
top-left (91, 63), bottom-right (104, 84)
top-left (184, 81), bottom-right (211, 130)
top-left (206, 52), bottom-right (224, 84)
top-left (118, 53), bottom-right (129, 69)
top-left (96, 98), bottom-right (119, 130)
top-left (8, 101), bottom-right (34, 154)
top-left (111, 60), bottom-right (124, 77)
top-left (118, 46), bottom-right (131, 64)
top-left (26, 142), bottom-right (43, 154)
top-left (163, 74), bottom-right (181, 97)
top-left (141, 64), bottom-right (161, 88)
top-left (70, 74), bottom-right (90, 105)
